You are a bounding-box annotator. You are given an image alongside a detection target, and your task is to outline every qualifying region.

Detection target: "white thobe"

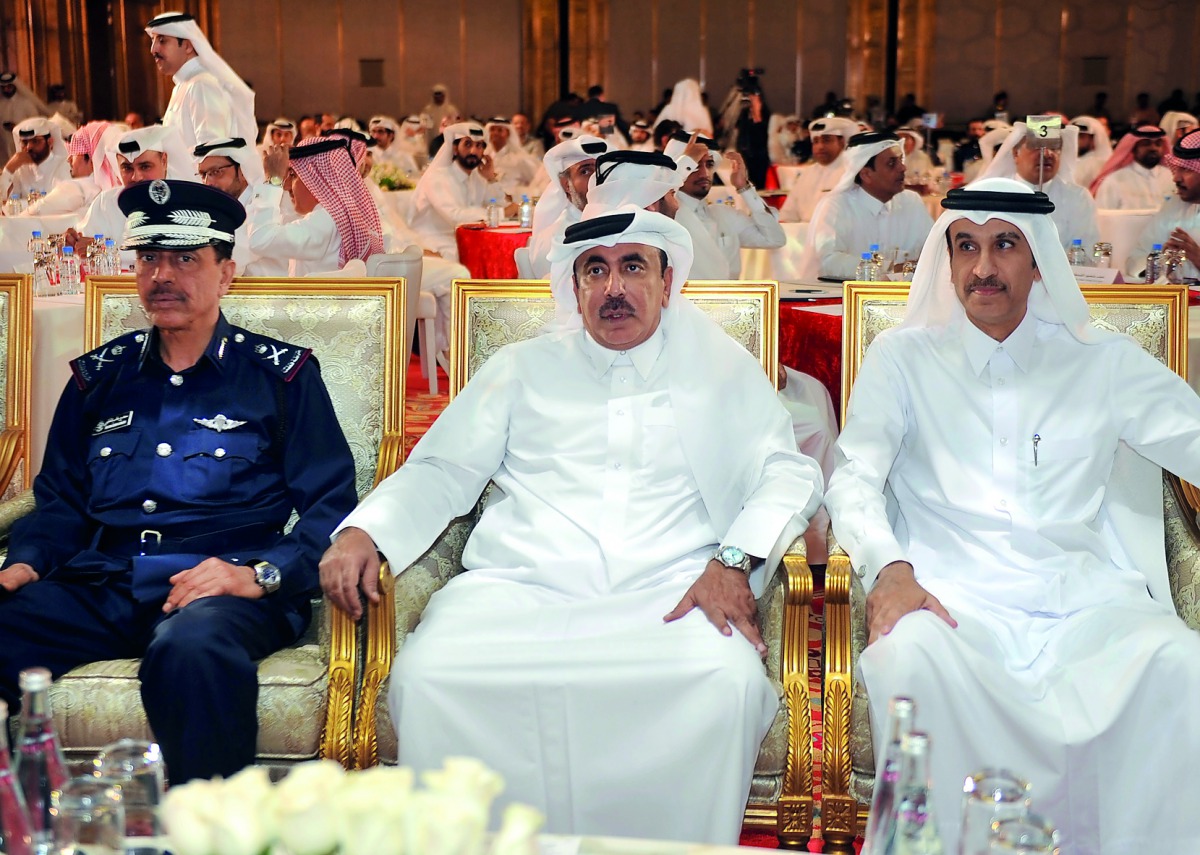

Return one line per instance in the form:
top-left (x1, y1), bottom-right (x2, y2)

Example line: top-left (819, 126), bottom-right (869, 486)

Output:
top-left (1122, 196), bottom-right (1200, 281)
top-left (373, 144), bottom-right (420, 178)
top-left (337, 319), bottom-right (822, 843)
top-left (21, 175), bottom-right (97, 217)
top-left (803, 186), bottom-right (934, 280)
top-left (0, 93), bottom-right (44, 161)
top-left (675, 188), bottom-right (785, 280)
top-left (161, 59), bottom-right (236, 169)
top-left (231, 183), bottom-right (289, 277)
top-left (520, 136), bottom-right (545, 160)
top-left (396, 134), bottom-right (429, 172)
top-left (0, 148), bottom-right (70, 201)
top-left (1016, 175), bottom-right (1100, 252)
top-left (826, 311), bottom-right (1200, 854)
top-left (489, 145), bottom-right (539, 199)
top-left (408, 163), bottom-right (506, 260)
top-left (779, 158), bottom-right (846, 223)
top-left (247, 185), bottom-right (340, 276)
top-left (1072, 150), bottom-right (1105, 190)
top-left (527, 206), bottom-right (580, 279)
top-left (1094, 162), bottom-right (1176, 210)
top-left (76, 188), bottom-right (135, 269)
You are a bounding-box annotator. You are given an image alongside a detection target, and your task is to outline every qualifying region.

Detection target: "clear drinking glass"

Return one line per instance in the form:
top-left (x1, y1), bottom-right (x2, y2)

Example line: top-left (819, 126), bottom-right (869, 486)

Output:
top-left (988, 813), bottom-right (1060, 854)
top-left (958, 769), bottom-right (1031, 855)
top-left (51, 776), bottom-right (124, 855)
top-left (94, 740), bottom-right (167, 853)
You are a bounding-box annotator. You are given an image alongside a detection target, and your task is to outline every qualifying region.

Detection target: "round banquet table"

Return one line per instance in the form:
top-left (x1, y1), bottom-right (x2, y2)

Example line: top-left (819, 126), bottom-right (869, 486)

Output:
top-left (31, 293), bottom-right (86, 477)
top-left (455, 224), bottom-right (532, 279)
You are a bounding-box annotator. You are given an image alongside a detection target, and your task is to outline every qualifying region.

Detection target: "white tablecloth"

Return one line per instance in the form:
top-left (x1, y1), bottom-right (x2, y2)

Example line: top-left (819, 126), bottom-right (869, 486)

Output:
top-left (31, 294), bottom-right (85, 477)
top-left (0, 213), bottom-right (80, 273)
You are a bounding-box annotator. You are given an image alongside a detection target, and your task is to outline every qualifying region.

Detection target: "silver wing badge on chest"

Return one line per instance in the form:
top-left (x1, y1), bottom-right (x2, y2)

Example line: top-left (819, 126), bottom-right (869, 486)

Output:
top-left (192, 413), bottom-right (248, 432)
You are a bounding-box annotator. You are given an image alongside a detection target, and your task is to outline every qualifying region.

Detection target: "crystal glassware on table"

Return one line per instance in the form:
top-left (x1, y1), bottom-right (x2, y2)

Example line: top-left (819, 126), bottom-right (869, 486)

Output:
top-left (957, 769), bottom-right (1031, 855)
top-left (52, 775), bottom-right (124, 855)
top-left (94, 738), bottom-right (167, 854)
top-left (987, 813), bottom-right (1060, 854)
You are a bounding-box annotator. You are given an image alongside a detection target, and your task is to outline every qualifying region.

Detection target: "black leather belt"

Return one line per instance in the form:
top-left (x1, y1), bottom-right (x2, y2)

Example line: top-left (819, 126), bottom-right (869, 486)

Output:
top-left (95, 521), bottom-right (281, 558)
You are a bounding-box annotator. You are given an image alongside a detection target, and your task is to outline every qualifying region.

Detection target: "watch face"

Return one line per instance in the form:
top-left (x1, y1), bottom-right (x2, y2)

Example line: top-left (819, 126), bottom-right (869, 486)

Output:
top-left (719, 546), bottom-right (746, 566)
top-left (255, 562), bottom-right (281, 591)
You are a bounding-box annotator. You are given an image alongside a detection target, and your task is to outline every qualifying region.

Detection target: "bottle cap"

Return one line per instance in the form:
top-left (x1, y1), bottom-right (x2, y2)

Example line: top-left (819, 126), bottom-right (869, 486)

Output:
top-left (1153, 243), bottom-right (1163, 251)
top-left (31, 230), bottom-right (41, 237)
top-left (105, 239), bottom-right (115, 246)
top-left (1072, 238), bottom-right (1082, 245)
top-left (861, 252), bottom-right (871, 259)
top-left (489, 198), bottom-right (496, 203)
top-left (19, 667), bottom-right (51, 692)
top-left (63, 246), bottom-right (74, 255)
top-left (870, 243), bottom-right (880, 251)
top-left (93, 234), bottom-right (103, 240)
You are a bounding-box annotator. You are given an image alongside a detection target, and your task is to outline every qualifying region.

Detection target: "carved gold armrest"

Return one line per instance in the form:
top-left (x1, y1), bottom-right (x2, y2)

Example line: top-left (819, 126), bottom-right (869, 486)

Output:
top-left (777, 536), bottom-right (815, 849)
top-left (0, 429), bottom-right (24, 499)
top-left (318, 582), bottom-right (366, 769)
top-left (0, 488), bottom-right (35, 543)
top-left (821, 542), bottom-right (859, 851)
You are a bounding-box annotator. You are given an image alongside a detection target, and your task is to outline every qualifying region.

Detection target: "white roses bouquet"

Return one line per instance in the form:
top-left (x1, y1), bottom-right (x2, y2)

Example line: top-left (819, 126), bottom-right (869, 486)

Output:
top-left (160, 757), bottom-right (544, 855)
top-left (369, 162), bottom-right (416, 191)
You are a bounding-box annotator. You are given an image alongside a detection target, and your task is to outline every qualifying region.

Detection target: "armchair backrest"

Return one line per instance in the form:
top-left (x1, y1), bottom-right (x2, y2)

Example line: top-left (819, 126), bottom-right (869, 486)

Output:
top-left (84, 276), bottom-right (408, 495)
top-left (0, 275), bottom-right (31, 501)
top-left (841, 282), bottom-right (1189, 420)
top-left (448, 279), bottom-right (779, 398)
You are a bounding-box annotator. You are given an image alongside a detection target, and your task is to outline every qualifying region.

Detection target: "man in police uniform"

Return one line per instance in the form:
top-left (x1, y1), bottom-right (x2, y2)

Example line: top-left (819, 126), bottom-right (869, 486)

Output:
top-left (0, 179), bottom-right (358, 783)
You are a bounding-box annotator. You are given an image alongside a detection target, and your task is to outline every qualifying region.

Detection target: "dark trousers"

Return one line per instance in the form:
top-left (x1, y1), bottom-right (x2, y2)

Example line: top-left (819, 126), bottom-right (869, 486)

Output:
top-left (0, 577), bottom-right (306, 783)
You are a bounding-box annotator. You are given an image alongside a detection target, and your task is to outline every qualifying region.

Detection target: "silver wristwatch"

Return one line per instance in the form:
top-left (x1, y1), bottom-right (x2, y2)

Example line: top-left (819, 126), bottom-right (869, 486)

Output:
top-left (250, 560), bottom-right (282, 594)
top-left (714, 545), bottom-right (752, 574)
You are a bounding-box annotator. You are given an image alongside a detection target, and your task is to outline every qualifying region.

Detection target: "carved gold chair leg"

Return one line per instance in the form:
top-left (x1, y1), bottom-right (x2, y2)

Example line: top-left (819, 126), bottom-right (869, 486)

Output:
top-left (353, 564), bottom-right (396, 769)
top-left (821, 553), bottom-right (859, 853)
top-left (776, 554), bottom-right (814, 849)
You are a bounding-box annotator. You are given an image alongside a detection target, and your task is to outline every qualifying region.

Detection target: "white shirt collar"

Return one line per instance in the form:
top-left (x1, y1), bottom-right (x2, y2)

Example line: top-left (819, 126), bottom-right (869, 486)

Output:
top-left (960, 306), bottom-right (1040, 376)
top-left (854, 185), bottom-right (890, 215)
top-left (174, 57), bottom-right (205, 84)
top-left (580, 322), bottom-right (667, 380)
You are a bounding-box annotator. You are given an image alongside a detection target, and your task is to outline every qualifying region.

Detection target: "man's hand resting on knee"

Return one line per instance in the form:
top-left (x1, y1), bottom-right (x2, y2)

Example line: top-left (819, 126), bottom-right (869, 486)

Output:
top-left (0, 563), bottom-right (39, 593)
top-left (664, 559), bottom-right (767, 657)
top-left (319, 527), bottom-right (382, 621)
top-left (866, 561), bottom-right (956, 646)
top-left (165, 558), bottom-right (263, 613)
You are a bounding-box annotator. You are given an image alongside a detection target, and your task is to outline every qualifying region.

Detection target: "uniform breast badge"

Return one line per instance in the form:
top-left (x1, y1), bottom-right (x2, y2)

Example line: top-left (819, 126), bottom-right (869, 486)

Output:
top-left (192, 414), bottom-right (247, 432)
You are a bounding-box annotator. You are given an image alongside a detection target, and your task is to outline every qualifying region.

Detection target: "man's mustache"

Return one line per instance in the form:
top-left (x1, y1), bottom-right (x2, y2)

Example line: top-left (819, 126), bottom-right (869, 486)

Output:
top-left (967, 275), bottom-right (1005, 291)
top-left (599, 297), bottom-right (635, 318)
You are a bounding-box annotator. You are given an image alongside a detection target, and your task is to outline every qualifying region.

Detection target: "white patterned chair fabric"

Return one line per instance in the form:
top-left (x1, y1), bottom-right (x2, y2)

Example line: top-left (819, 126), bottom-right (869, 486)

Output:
top-left (0, 276), bottom-right (32, 504)
top-left (820, 283), bottom-right (1200, 852)
top-left (355, 280), bottom-right (821, 847)
top-left (41, 276), bottom-right (406, 773)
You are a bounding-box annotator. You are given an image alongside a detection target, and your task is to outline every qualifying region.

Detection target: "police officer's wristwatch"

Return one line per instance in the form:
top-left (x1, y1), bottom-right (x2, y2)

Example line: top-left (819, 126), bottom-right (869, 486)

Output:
top-left (249, 560), bottom-right (282, 594)
top-left (714, 545), bottom-right (753, 574)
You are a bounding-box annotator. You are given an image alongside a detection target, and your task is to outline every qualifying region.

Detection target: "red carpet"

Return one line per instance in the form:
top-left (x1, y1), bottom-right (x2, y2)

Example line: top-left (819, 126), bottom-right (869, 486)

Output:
top-left (402, 355), bottom-right (859, 852)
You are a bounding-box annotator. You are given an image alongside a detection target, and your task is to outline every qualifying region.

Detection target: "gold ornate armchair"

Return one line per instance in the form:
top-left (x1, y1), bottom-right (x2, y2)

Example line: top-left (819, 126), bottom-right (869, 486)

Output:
top-left (37, 276), bottom-right (406, 773)
top-left (354, 279), bottom-right (819, 847)
top-left (0, 275), bottom-right (32, 504)
top-left (820, 283), bottom-right (1200, 853)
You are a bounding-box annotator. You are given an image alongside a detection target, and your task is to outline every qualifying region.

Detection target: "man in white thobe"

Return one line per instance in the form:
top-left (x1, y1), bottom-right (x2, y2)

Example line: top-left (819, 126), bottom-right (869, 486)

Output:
top-left (0, 117), bottom-right (70, 201)
top-left (974, 122), bottom-right (1100, 253)
top-left (1091, 125), bottom-right (1174, 210)
top-left (1068, 116), bottom-right (1112, 190)
top-left (512, 112), bottom-right (543, 160)
top-left (826, 177), bottom-right (1200, 855)
top-left (145, 12), bottom-right (262, 183)
top-left (779, 116), bottom-right (857, 223)
top-left (19, 120), bottom-right (108, 217)
top-left (421, 84), bottom-right (461, 145)
top-left (320, 208), bottom-right (822, 844)
top-left (663, 132), bottom-right (785, 279)
top-left (485, 117), bottom-right (540, 200)
top-left (1124, 128), bottom-right (1200, 281)
top-left (250, 135), bottom-right (383, 276)
top-left (195, 137), bottom-right (289, 276)
top-left (408, 122), bottom-right (511, 261)
top-left (799, 131), bottom-right (934, 280)
top-left (527, 135), bottom-right (610, 277)
top-left (0, 72), bottom-right (48, 163)
top-left (368, 116), bottom-right (420, 177)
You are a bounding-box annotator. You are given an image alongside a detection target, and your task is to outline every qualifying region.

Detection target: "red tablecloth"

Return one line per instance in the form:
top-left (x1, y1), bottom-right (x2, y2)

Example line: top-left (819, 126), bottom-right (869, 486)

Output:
top-left (779, 304), bottom-right (843, 419)
top-left (455, 225), bottom-right (532, 279)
